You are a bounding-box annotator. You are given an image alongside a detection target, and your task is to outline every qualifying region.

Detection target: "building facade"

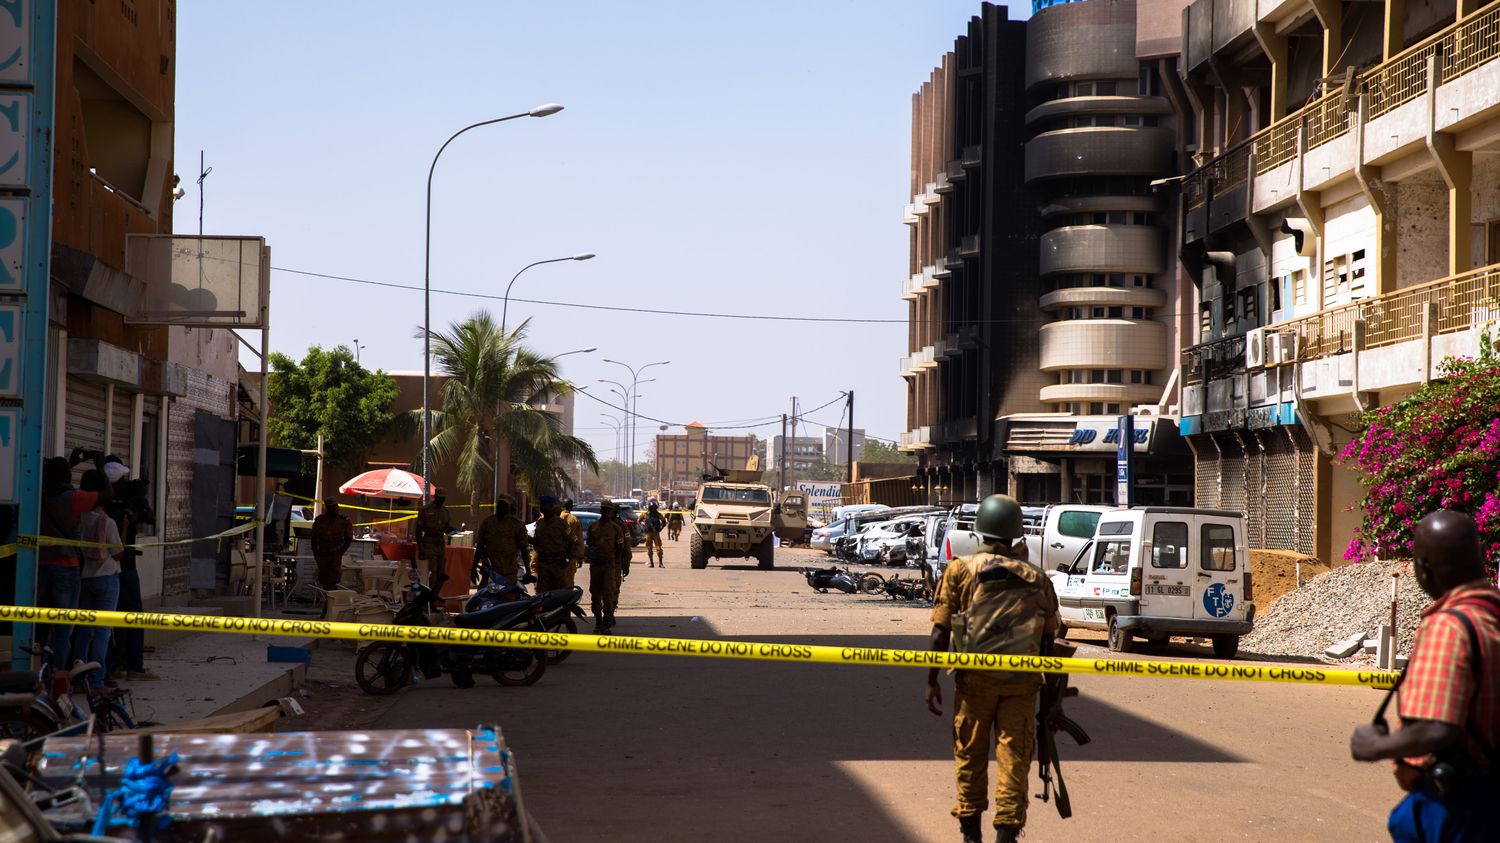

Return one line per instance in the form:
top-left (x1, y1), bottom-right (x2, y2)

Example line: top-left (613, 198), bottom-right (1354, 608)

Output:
top-left (900, 2), bottom-right (1044, 502)
top-left (767, 435), bottom-right (823, 471)
top-left (47, 0), bottom-right (253, 600)
top-left (823, 427), bottom-right (866, 465)
top-left (654, 423), bottom-right (758, 490)
top-left (901, 0), bottom-right (1192, 507)
top-left (1175, 0), bottom-right (1500, 562)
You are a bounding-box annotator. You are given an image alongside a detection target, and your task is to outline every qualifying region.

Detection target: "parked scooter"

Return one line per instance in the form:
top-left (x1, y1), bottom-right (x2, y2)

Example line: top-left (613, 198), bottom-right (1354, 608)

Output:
top-left (805, 566), bottom-right (885, 595)
top-left (471, 565), bottom-right (587, 664)
top-left (354, 578), bottom-right (549, 694)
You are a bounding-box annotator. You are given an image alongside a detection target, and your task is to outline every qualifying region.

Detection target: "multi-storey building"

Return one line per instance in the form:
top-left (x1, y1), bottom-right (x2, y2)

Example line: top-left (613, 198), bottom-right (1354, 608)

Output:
top-left (654, 423), bottom-right (758, 491)
top-left (1175, 0), bottom-right (1500, 562)
top-left (40, 1), bottom-right (265, 602)
top-left (823, 427), bottom-right (866, 465)
top-left (901, 0), bottom-right (1193, 507)
top-left (767, 435), bottom-right (823, 471)
top-left (899, 3), bottom-right (1043, 502)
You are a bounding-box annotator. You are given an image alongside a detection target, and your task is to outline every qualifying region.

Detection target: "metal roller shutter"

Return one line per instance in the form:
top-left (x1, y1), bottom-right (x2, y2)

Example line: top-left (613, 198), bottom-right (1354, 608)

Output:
top-left (1218, 435), bottom-right (1246, 517)
top-left (1191, 436), bottom-right (1219, 508)
top-left (110, 388), bottom-right (135, 468)
top-left (64, 378), bottom-right (108, 460)
top-left (1263, 431), bottom-right (1297, 552)
top-left (1291, 427), bottom-right (1317, 557)
top-left (1243, 437), bottom-right (1265, 548)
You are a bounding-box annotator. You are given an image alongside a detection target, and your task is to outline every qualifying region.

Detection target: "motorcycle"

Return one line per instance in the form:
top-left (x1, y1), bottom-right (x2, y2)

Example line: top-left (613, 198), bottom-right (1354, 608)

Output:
top-left (354, 578), bottom-right (550, 694)
top-left (471, 565), bottom-right (587, 664)
top-left (806, 566), bottom-right (885, 595)
top-left (882, 574), bottom-right (933, 602)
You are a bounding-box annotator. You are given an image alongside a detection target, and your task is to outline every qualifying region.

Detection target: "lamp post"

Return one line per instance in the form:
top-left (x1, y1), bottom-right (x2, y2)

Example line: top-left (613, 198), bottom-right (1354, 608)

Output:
top-left (422, 103), bottom-right (564, 505)
top-left (500, 253), bottom-right (595, 333)
top-left (352, 338), bottom-right (364, 365)
top-left (600, 415), bottom-right (622, 494)
top-left (602, 359), bottom-right (669, 495)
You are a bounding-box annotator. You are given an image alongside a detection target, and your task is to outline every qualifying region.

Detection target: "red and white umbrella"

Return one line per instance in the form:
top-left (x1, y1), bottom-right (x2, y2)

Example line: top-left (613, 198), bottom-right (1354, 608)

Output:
top-left (338, 468), bottom-right (433, 500)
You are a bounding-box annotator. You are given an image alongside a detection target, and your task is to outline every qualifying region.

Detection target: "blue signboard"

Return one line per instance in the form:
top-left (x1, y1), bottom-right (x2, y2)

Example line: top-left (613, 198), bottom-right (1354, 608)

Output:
top-left (0, 0), bottom-right (55, 668)
top-left (1115, 415), bottom-right (1135, 507)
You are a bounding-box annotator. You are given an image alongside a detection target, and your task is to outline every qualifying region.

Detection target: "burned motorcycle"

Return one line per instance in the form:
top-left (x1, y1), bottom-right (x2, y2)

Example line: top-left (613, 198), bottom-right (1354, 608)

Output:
top-left (806, 566), bottom-right (885, 595)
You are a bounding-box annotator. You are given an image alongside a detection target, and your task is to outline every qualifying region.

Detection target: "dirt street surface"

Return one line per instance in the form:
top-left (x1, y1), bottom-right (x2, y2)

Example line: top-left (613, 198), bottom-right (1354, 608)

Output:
top-left (289, 540), bottom-right (1394, 842)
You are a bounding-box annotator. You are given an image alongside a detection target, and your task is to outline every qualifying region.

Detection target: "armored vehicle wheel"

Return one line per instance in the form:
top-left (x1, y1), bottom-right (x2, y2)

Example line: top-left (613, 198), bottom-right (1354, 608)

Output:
top-left (754, 535), bottom-right (775, 569)
top-left (689, 532), bottom-right (709, 569)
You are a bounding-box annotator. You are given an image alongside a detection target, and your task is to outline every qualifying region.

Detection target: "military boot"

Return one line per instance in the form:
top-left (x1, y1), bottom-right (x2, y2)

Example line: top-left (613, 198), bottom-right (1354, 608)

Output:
top-left (958, 814), bottom-right (983, 843)
top-left (994, 825), bottom-right (1021, 843)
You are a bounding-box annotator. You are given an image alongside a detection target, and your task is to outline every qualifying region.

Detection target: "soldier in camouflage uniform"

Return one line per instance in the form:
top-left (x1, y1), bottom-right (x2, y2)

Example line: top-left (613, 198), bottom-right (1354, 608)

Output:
top-left (474, 497), bottom-right (528, 581)
top-left (925, 494), bottom-right (1060, 843)
top-left (530, 496), bottom-right (581, 593)
top-left (584, 500), bottom-right (630, 633)
top-left (560, 498), bottom-right (585, 586)
top-left (413, 489), bottom-right (452, 590)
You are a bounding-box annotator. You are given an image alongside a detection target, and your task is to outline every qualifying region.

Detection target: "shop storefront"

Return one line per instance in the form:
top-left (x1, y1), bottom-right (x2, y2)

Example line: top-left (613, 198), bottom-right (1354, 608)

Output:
top-left (999, 414), bottom-right (1193, 506)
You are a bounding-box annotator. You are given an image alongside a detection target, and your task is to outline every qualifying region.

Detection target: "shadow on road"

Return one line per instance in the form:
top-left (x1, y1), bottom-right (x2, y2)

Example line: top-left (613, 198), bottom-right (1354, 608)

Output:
top-left (369, 611), bottom-right (1251, 842)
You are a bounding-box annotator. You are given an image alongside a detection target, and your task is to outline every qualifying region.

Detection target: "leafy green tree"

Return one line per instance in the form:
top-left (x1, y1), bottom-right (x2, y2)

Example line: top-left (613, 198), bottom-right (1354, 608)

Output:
top-left (1341, 334), bottom-right (1500, 572)
top-left (860, 439), bottom-right (916, 465)
top-left (267, 345), bottom-right (398, 476)
top-left (418, 313), bottom-right (599, 519)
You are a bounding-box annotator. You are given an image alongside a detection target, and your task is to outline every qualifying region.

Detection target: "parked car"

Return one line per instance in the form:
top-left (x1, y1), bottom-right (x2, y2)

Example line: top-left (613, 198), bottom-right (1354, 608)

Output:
top-left (811, 510), bottom-right (903, 554)
top-left (527, 510), bottom-right (601, 540)
top-left (574, 502), bottom-right (642, 545)
top-left (1047, 507), bottom-right (1255, 658)
top-left (853, 516), bottom-right (928, 565)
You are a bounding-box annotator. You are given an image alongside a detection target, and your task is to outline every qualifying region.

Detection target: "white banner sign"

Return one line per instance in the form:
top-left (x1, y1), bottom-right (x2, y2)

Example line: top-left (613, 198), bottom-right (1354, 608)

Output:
top-left (795, 481), bottom-right (842, 522)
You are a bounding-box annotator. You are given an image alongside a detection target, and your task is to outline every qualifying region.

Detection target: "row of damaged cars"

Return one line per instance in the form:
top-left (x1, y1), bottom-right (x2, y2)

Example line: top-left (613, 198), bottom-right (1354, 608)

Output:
top-left (809, 505), bottom-right (949, 567)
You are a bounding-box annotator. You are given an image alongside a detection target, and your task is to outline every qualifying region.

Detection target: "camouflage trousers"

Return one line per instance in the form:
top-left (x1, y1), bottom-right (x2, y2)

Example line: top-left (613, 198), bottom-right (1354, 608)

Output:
top-left (951, 680), bottom-right (1036, 829)
top-left (588, 561), bottom-right (621, 620)
top-left (535, 557), bottom-right (571, 593)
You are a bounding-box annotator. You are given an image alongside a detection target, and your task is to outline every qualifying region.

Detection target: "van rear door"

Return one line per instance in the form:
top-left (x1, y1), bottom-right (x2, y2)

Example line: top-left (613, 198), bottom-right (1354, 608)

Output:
top-left (1138, 515), bottom-right (1195, 619)
top-left (1192, 517), bottom-right (1248, 622)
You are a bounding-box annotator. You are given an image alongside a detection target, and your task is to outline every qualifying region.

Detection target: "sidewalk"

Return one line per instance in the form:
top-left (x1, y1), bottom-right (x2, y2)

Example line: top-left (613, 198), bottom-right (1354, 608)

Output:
top-left (115, 601), bottom-right (318, 726)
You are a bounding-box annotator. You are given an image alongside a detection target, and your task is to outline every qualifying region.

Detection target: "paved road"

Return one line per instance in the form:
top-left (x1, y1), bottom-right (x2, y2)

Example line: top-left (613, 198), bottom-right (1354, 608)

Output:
top-left (302, 539), bottom-right (1397, 842)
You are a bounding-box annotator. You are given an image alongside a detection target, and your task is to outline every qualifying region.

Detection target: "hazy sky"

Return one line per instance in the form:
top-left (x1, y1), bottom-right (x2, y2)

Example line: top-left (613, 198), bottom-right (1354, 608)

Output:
top-left (175, 1), bottom-right (1008, 462)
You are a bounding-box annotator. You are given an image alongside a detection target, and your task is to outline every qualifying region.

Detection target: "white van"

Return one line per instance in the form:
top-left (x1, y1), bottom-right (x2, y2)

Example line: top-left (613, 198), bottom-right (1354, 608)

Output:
top-left (1049, 507), bottom-right (1255, 658)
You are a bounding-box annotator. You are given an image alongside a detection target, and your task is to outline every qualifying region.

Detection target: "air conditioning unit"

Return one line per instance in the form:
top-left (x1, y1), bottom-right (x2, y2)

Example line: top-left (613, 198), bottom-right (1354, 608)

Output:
top-left (1245, 327), bottom-right (1267, 370)
top-left (1272, 330), bottom-right (1300, 366)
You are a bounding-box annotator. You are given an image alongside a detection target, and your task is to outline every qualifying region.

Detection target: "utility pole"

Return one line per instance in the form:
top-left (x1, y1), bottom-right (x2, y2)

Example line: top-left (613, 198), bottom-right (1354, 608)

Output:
top-left (780, 413), bottom-right (788, 492)
top-left (846, 390), bottom-right (854, 483)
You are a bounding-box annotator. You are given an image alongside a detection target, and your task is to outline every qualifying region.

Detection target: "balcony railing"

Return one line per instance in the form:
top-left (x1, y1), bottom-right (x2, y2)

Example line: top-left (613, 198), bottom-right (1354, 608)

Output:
top-left (1181, 333), bottom-right (1247, 386)
top-left (1237, 1), bottom-right (1500, 177)
top-left (1273, 262), bottom-right (1500, 362)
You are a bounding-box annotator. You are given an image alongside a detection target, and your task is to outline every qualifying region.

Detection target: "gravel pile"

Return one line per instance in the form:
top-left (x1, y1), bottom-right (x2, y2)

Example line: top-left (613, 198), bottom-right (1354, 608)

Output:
top-left (1242, 559), bottom-right (1429, 660)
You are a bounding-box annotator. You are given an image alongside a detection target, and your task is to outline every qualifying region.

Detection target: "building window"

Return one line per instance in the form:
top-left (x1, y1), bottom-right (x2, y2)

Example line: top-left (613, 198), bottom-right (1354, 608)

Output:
top-left (1292, 269), bottom-right (1308, 308)
top-left (1139, 66), bottom-right (1160, 96)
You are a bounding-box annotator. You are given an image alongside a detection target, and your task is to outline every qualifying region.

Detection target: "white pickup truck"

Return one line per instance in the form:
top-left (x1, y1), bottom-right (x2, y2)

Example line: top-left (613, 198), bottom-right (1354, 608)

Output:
top-left (939, 503), bottom-right (1113, 573)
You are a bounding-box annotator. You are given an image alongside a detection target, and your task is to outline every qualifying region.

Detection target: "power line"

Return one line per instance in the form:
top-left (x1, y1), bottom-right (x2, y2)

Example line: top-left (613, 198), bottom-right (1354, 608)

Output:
top-left (574, 388), bottom-right (802, 431)
top-left (274, 264), bottom-right (1198, 326)
top-left (274, 266), bottom-right (906, 325)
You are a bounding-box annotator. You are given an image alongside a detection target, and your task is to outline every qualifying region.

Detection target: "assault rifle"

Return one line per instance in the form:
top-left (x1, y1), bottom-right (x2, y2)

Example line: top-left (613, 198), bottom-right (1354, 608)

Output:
top-left (1035, 637), bottom-right (1091, 819)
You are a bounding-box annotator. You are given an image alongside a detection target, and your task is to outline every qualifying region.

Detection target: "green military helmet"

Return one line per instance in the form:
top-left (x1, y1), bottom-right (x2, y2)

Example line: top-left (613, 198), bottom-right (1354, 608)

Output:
top-left (973, 494), bottom-right (1024, 543)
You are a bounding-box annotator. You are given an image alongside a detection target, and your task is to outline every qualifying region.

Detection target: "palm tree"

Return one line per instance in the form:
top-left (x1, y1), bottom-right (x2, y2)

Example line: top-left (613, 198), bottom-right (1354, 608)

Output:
top-left (414, 312), bottom-right (599, 523)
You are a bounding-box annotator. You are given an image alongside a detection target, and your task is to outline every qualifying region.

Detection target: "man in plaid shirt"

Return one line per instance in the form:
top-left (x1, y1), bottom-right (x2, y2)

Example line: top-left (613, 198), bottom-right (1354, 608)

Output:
top-left (1350, 510), bottom-right (1498, 841)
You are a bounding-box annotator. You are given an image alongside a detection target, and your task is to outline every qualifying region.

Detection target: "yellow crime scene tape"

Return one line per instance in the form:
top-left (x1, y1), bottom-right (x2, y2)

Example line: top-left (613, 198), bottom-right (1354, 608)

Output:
top-left (0, 520), bottom-right (263, 560)
top-left (0, 605), bottom-right (1400, 689)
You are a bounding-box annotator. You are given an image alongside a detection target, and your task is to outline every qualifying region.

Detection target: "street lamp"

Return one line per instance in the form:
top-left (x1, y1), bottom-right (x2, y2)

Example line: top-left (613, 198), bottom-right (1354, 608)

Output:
top-left (600, 415), bottom-right (623, 494)
top-left (500, 253), bottom-right (595, 333)
top-left (601, 358), bottom-right (669, 494)
top-left (352, 338), bottom-right (364, 364)
top-left (421, 103), bottom-right (564, 504)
